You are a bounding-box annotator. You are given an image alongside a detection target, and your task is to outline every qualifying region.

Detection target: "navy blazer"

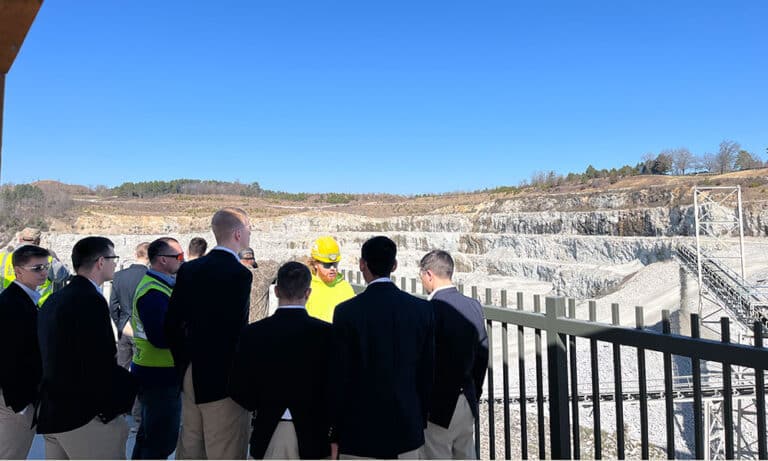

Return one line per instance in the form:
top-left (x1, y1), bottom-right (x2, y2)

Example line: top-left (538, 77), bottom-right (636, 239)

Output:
top-left (230, 308), bottom-right (332, 459)
top-left (330, 281), bottom-right (434, 458)
top-left (0, 282), bottom-right (42, 412)
top-left (165, 249), bottom-right (252, 403)
top-left (109, 263), bottom-right (148, 334)
top-left (429, 286), bottom-right (489, 427)
top-left (37, 276), bottom-right (137, 434)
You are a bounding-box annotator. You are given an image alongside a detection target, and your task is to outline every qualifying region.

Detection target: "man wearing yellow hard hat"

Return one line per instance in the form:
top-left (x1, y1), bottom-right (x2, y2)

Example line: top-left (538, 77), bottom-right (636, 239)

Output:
top-left (305, 236), bottom-right (355, 323)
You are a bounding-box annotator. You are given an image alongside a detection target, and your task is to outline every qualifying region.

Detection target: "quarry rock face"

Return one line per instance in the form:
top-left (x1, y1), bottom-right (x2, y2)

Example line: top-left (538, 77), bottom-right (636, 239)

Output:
top-left (35, 187), bottom-right (767, 300)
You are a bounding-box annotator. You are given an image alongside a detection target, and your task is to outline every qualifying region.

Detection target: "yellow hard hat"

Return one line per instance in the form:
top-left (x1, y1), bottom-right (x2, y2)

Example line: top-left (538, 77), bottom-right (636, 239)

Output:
top-left (311, 236), bottom-right (341, 263)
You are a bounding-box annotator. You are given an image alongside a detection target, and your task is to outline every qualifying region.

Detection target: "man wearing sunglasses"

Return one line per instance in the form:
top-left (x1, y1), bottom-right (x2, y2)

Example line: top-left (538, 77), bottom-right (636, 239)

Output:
top-left (305, 236), bottom-right (354, 323)
top-left (0, 245), bottom-right (50, 459)
top-left (130, 237), bottom-right (184, 459)
top-left (0, 227), bottom-right (71, 305)
top-left (37, 237), bottom-right (137, 459)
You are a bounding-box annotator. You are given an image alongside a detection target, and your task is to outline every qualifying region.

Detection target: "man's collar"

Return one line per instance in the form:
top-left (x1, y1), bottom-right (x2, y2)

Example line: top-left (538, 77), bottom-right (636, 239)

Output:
top-left (211, 246), bottom-right (239, 260)
top-left (147, 269), bottom-right (176, 287)
top-left (368, 277), bottom-right (393, 285)
top-left (13, 280), bottom-right (41, 305)
top-left (427, 284), bottom-right (456, 301)
top-left (86, 277), bottom-right (103, 295)
top-left (277, 304), bottom-right (306, 310)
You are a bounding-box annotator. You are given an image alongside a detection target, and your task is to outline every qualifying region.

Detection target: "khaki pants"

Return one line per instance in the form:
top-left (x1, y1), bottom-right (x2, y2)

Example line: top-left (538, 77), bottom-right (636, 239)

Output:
top-left (176, 365), bottom-right (249, 459)
top-left (44, 416), bottom-right (128, 460)
top-left (0, 391), bottom-right (35, 460)
top-left (340, 447), bottom-right (422, 459)
top-left (424, 394), bottom-right (476, 459)
top-left (263, 421), bottom-right (300, 459)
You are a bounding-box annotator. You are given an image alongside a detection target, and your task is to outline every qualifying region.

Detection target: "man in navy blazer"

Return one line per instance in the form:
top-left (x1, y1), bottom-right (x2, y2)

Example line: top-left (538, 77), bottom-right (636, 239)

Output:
top-left (419, 250), bottom-right (488, 459)
top-left (230, 261), bottom-right (332, 459)
top-left (0, 245), bottom-right (49, 459)
top-left (165, 207), bottom-right (253, 459)
top-left (330, 236), bottom-right (434, 459)
top-left (37, 237), bottom-right (137, 459)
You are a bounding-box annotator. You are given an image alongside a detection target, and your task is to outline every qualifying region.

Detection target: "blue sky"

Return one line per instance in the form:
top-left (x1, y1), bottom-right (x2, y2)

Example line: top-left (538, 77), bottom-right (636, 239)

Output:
top-left (2, 1), bottom-right (766, 194)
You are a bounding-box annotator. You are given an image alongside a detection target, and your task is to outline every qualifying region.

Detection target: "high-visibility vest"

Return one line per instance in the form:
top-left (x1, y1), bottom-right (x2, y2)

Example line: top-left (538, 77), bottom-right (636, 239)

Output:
top-left (131, 274), bottom-right (175, 368)
top-left (0, 251), bottom-right (54, 306)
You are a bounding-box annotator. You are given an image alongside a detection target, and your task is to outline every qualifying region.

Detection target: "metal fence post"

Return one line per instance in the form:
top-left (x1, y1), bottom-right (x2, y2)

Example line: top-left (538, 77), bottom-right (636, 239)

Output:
top-left (546, 297), bottom-right (571, 459)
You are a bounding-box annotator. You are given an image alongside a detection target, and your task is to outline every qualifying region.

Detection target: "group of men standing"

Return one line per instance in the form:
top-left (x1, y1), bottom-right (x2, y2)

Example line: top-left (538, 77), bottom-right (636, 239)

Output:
top-left (0, 206), bottom-right (489, 460)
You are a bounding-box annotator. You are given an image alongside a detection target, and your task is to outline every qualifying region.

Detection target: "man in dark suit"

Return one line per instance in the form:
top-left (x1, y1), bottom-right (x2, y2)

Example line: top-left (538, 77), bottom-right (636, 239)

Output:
top-left (37, 236), bottom-right (137, 459)
top-left (109, 242), bottom-right (150, 370)
top-left (331, 236), bottom-right (434, 459)
top-left (0, 245), bottom-right (49, 459)
top-left (165, 207), bottom-right (253, 459)
top-left (418, 250), bottom-right (488, 459)
top-left (230, 261), bottom-right (332, 459)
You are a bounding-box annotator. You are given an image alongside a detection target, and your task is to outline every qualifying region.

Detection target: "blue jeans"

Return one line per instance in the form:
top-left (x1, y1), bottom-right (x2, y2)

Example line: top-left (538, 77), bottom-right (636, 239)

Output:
top-left (131, 384), bottom-right (181, 460)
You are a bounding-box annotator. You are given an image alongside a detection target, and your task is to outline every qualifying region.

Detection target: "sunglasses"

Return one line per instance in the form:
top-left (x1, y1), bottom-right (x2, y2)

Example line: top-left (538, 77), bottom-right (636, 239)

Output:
top-left (320, 261), bottom-right (339, 269)
top-left (21, 263), bottom-right (50, 273)
top-left (159, 253), bottom-right (185, 262)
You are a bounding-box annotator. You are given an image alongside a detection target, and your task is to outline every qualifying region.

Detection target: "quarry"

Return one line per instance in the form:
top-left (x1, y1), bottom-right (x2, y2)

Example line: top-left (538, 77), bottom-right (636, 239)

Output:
top-left (5, 169), bottom-right (768, 458)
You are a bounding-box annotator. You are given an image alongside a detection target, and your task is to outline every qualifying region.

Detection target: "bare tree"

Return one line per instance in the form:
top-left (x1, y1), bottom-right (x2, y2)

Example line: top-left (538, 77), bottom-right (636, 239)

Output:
top-left (672, 147), bottom-right (694, 174)
top-left (698, 153), bottom-right (718, 173)
top-left (714, 139), bottom-right (740, 174)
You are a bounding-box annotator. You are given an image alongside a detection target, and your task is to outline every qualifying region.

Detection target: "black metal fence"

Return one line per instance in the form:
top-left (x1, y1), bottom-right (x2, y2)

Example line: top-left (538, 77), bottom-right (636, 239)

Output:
top-left (343, 270), bottom-right (768, 459)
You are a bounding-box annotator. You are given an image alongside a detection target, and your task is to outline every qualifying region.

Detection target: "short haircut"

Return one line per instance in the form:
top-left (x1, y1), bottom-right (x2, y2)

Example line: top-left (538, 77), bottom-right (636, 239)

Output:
top-left (148, 237), bottom-right (179, 263)
top-left (276, 261), bottom-right (311, 300)
top-left (211, 207), bottom-right (248, 242)
top-left (419, 249), bottom-right (454, 279)
top-left (361, 236), bottom-right (397, 278)
top-left (135, 242), bottom-right (150, 259)
top-left (188, 237), bottom-right (208, 257)
top-left (72, 236), bottom-right (114, 272)
top-left (12, 245), bottom-right (50, 268)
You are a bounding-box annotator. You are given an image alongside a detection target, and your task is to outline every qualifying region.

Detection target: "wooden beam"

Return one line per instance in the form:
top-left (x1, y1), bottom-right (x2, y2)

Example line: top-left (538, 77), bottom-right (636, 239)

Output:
top-left (0, 0), bottom-right (43, 73)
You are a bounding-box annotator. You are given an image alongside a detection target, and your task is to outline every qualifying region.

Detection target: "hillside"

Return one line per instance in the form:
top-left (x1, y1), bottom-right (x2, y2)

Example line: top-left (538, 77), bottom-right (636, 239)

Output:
top-left (33, 168), bottom-right (768, 234)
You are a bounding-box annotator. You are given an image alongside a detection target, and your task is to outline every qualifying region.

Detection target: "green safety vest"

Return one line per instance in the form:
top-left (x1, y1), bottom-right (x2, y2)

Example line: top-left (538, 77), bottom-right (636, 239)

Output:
top-left (131, 274), bottom-right (175, 368)
top-left (0, 251), bottom-right (54, 306)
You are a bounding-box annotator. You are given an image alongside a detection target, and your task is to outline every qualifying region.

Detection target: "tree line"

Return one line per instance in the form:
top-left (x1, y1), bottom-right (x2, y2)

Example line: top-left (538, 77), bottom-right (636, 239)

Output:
top-left (99, 179), bottom-right (355, 204)
top-left (522, 139), bottom-right (765, 189)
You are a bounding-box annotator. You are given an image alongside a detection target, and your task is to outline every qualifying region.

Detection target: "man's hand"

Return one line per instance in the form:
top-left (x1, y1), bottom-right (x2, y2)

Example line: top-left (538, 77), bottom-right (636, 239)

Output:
top-left (330, 443), bottom-right (339, 460)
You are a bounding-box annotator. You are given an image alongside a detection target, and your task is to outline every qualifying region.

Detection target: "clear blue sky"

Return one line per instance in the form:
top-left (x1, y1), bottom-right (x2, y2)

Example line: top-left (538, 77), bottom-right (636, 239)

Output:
top-left (2, 1), bottom-right (766, 194)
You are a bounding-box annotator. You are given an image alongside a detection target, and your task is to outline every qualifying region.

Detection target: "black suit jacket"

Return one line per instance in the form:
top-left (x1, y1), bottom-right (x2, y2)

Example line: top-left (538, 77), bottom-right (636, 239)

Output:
top-left (36, 276), bottom-right (137, 434)
top-left (165, 249), bottom-right (252, 403)
top-left (230, 308), bottom-right (332, 459)
top-left (109, 263), bottom-right (147, 335)
top-left (331, 281), bottom-right (434, 458)
top-left (429, 287), bottom-right (489, 427)
top-left (0, 282), bottom-right (42, 412)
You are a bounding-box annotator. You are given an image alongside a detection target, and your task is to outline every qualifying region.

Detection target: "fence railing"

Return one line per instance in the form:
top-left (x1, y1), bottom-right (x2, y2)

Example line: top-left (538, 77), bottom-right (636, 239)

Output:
top-left (343, 270), bottom-right (768, 460)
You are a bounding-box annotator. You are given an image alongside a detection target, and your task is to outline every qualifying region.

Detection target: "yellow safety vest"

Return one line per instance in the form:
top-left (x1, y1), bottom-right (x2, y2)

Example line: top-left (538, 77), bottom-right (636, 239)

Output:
top-left (0, 251), bottom-right (54, 306)
top-left (131, 274), bottom-right (175, 368)
top-left (306, 273), bottom-right (355, 323)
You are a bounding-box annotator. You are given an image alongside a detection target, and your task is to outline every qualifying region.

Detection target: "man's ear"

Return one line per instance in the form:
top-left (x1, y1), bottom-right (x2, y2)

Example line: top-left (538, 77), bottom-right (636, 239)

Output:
top-left (392, 259), bottom-right (398, 273)
top-left (359, 258), bottom-right (366, 272)
top-left (304, 287), bottom-right (312, 299)
top-left (274, 285), bottom-right (282, 299)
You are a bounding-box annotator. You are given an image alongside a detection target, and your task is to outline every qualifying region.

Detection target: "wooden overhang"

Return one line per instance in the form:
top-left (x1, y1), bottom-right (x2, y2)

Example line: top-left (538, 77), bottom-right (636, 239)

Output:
top-left (0, 0), bottom-right (42, 74)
